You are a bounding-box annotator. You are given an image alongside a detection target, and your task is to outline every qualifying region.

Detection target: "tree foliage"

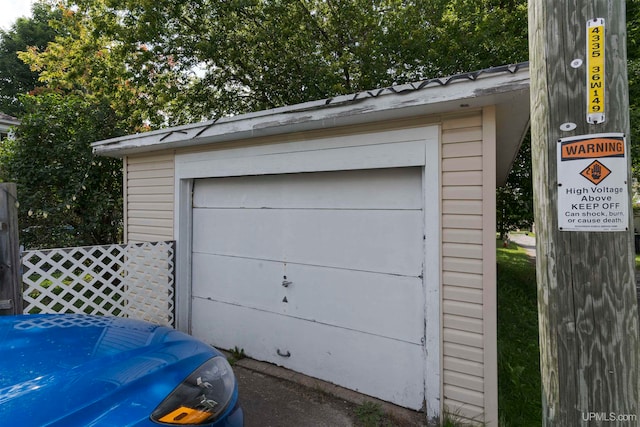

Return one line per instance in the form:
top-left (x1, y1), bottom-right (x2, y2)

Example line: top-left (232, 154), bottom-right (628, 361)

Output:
top-left (497, 134), bottom-right (533, 238)
top-left (0, 93), bottom-right (124, 249)
top-left (627, 0), bottom-right (640, 178)
top-left (24, 0), bottom-right (528, 121)
top-left (18, 1), bottom-right (188, 131)
top-left (0, 2), bottom-right (60, 117)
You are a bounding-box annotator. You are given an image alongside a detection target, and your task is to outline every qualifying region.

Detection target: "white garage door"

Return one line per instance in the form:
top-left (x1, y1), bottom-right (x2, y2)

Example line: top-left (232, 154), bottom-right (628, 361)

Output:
top-left (190, 167), bottom-right (426, 409)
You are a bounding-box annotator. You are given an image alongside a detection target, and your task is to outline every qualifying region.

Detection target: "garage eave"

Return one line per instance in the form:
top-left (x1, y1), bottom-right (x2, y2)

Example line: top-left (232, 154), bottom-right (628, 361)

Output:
top-left (92, 63), bottom-right (530, 158)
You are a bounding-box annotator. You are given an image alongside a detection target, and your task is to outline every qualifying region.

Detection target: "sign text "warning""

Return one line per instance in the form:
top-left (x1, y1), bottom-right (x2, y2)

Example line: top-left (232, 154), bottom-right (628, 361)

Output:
top-left (561, 138), bottom-right (625, 160)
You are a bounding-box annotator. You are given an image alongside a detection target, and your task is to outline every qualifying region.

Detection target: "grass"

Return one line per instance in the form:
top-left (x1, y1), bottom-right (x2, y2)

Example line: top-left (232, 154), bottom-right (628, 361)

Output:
top-left (496, 240), bottom-right (542, 426)
top-left (354, 402), bottom-right (393, 427)
top-left (440, 411), bottom-right (484, 427)
top-left (353, 401), bottom-right (486, 426)
top-left (226, 346), bottom-right (246, 366)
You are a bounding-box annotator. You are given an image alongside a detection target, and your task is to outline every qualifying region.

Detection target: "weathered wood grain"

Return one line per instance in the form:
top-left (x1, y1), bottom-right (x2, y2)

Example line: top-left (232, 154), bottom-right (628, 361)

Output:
top-left (0, 183), bottom-right (21, 315)
top-left (529, 1), bottom-right (639, 425)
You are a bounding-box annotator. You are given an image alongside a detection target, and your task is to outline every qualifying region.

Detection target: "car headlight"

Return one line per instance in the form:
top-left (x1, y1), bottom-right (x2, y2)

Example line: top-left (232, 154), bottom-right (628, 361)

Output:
top-left (151, 356), bottom-right (236, 425)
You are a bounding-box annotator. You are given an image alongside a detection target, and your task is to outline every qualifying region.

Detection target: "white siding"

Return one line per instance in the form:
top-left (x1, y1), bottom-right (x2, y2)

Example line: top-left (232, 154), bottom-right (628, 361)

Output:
top-left (125, 154), bottom-right (175, 242)
top-left (441, 112), bottom-right (495, 424)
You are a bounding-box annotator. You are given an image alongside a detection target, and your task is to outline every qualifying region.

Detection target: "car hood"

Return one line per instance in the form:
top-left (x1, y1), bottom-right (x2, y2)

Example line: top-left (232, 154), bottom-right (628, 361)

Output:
top-left (0, 314), bottom-right (222, 426)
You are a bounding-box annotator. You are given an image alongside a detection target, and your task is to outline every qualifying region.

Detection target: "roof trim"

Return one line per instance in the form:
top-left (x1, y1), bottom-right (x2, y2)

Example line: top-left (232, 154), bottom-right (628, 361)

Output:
top-left (92, 62), bottom-right (529, 157)
top-left (0, 112), bottom-right (19, 128)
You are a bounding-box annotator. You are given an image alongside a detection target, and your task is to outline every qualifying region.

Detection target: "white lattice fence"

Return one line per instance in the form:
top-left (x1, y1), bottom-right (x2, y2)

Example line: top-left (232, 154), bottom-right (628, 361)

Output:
top-left (21, 241), bottom-right (175, 326)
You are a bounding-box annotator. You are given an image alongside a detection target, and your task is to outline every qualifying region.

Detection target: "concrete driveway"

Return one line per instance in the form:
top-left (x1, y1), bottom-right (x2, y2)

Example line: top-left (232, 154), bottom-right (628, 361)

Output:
top-left (231, 356), bottom-right (427, 427)
top-left (508, 232), bottom-right (536, 259)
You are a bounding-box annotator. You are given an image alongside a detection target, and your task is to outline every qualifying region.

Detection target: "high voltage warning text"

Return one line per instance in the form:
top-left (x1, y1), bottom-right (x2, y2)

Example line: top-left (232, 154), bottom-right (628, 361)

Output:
top-left (557, 133), bottom-right (628, 232)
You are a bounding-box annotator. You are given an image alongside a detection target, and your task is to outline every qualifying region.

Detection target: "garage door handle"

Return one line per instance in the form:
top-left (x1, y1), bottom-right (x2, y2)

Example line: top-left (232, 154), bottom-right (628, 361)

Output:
top-left (282, 280), bottom-right (292, 287)
top-left (277, 349), bottom-right (291, 358)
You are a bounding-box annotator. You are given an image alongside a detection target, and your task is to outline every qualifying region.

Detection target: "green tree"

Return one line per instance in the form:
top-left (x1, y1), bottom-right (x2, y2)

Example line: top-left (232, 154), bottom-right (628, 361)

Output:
top-left (29, 0), bottom-right (529, 120)
top-left (18, 0), bottom-right (191, 131)
top-left (497, 134), bottom-right (533, 239)
top-left (431, 0), bottom-right (528, 75)
top-left (0, 93), bottom-right (124, 248)
top-left (0, 2), bottom-right (60, 117)
top-left (627, 0), bottom-right (640, 178)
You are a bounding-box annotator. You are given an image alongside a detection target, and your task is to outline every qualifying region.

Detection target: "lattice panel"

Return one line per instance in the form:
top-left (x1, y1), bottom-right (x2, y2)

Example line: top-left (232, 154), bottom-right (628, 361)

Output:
top-left (22, 242), bottom-right (175, 326)
top-left (123, 241), bottom-right (175, 326)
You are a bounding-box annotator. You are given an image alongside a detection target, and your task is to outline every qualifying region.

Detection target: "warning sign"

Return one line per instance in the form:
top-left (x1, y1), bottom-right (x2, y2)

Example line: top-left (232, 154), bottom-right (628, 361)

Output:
top-left (557, 133), bottom-right (628, 232)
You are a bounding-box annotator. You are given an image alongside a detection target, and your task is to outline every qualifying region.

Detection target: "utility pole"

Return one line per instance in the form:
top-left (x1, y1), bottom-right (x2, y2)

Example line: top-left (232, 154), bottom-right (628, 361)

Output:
top-left (0, 183), bottom-right (21, 315)
top-left (529, 1), bottom-right (639, 425)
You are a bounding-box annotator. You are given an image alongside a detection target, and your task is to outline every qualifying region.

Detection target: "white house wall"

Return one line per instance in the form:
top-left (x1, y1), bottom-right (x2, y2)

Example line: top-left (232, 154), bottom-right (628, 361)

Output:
top-left (125, 154), bottom-right (175, 242)
top-left (441, 109), bottom-right (498, 425)
top-left (122, 113), bottom-right (499, 425)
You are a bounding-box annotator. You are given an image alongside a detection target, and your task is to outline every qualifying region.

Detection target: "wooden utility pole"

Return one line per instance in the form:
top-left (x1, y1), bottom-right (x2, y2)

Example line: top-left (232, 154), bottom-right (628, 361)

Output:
top-left (529, 1), bottom-right (639, 425)
top-left (0, 183), bottom-right (21, 315)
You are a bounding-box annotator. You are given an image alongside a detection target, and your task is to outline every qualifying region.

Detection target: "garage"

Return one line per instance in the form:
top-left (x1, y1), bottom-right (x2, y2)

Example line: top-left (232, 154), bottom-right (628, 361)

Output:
top-left (92, 63), bottom-right (531, 424)
top-left (190, 168), bottom-right (426, 408)
top-left (172, 123), bottom-right (442, 410)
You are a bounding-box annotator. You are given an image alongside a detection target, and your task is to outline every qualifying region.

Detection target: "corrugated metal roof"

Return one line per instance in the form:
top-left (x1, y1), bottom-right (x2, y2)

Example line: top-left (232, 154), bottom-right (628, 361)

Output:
top-left (92, 62), bottom-right (530, 157)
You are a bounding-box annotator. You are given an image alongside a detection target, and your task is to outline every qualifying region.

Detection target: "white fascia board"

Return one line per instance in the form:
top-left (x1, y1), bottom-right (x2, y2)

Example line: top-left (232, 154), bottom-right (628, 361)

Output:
top-left (0, 120), bottom-right (19, 129)
top-left (92, 66), bottom-right (530, 158)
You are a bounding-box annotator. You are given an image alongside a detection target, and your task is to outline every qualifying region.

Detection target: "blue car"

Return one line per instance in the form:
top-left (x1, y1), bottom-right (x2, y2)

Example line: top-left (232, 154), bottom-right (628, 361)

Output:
top-left (0, 314), bottom-right (243, 426)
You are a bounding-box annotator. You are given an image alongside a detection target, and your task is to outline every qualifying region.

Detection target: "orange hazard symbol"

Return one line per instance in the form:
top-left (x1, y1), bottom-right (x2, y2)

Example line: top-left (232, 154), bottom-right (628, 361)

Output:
top-left (580, 160), bottom-right (611, 185)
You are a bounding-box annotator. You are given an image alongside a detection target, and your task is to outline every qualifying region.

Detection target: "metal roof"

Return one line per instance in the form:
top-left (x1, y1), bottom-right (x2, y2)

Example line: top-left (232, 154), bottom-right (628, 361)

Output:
top-left (92, 62), bottom-right (530, 184)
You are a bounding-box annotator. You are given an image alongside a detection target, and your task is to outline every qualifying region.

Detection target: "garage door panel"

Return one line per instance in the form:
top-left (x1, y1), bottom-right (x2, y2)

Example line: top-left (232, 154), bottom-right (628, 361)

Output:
top-left (190, 166), bottom-right (428, 409)
top-left (192, 253), bottom-right (424, 343)
top-left (192, 208), bottom-right (424, 276)
top-left (191, 298), bottom-right (425, 410)
top-left (192, 168), bottom-right (423, 210)
top-left (192, 253), bottom-right (283, 309)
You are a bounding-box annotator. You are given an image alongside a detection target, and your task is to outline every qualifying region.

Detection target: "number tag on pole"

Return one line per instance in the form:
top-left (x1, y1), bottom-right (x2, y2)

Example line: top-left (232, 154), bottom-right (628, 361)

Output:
top-left (587, 18), bottom-right (605, 124)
